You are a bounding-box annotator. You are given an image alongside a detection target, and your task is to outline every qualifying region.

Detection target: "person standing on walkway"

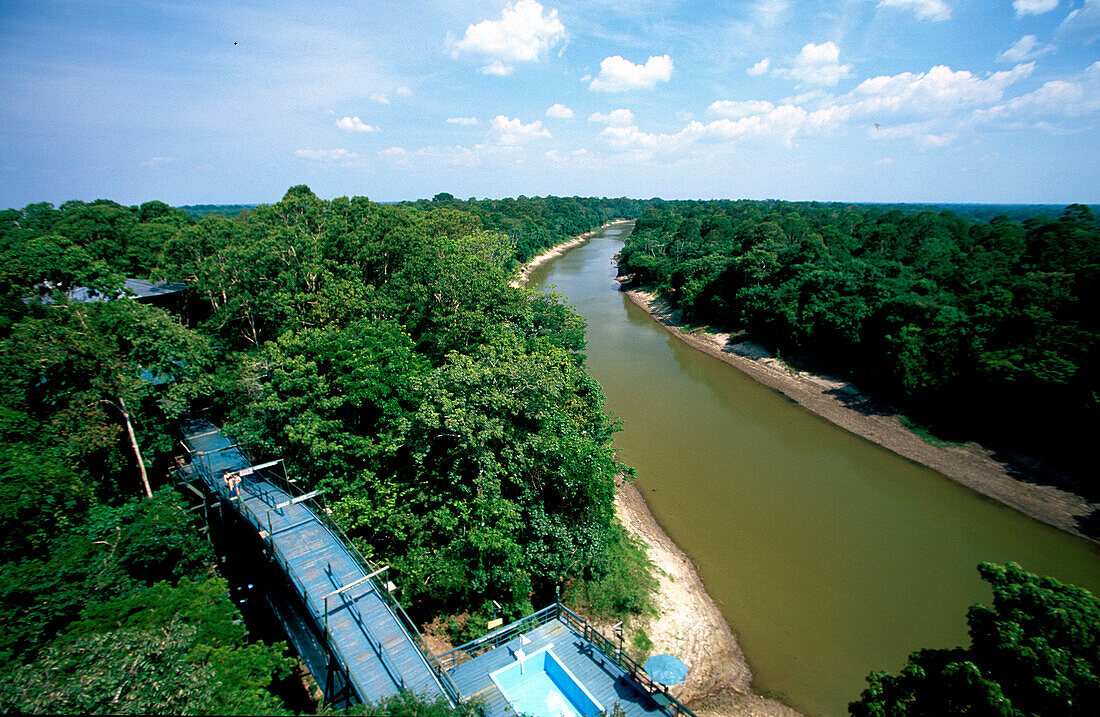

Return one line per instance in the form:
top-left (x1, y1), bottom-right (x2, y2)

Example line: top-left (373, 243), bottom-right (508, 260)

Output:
top-left (224, 471), bottom-right (242, 499)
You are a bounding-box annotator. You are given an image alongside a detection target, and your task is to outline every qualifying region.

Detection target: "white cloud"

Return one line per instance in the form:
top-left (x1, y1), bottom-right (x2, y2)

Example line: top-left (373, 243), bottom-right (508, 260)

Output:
top-left (489, 115), bottom-right (551, 144)
top-left (589, 55), bottom-right (673, 92)
top-left (997, 35), bottom-right (1055, 62)
top-left (142, 156), bottom-right (175, 167)
top-left (785, 89), bottom-right (827, 104)
top-left (1013, 0), bottom-right (1059, 18)
top-left (877, 0), bottom-right (952, 22)
top-left (751, 0), bottom-right (791, 26)
top-left (594, 62), bottom-right (1046, 157)
top-left (1058, 0), bottom-right (1100, 43)
top-left (335, 116), bottom-right (379, 132)
top-left (447, 116), bottom-right (479, 126)
top-left (708, 100), bottom-right (776, 118)
top-left (588, 58), bottom-right (1084, 159)
top-left (991, 80), bottom-right (1089, 115)
top-left (546, 103), bottom-right (574, 118)
top-left (395, 86), bottom-right (412, 97)
top-left (449, 0), bottom-right (567, 76)
top-left (594, 103), bottom-right (848, 159)
top-left (588, 108), bottom-right (635, 126)
top-left (597, 124), bottom-right (662, 150)
top-left (371, 93), bottom-right (390, 104)
top-left (747, 58), bottom-right (771, 76)
top-left (976, 61), bottom-right (1100, 120)
top-left (377, 147), bottom-right (408, 161)
top-left (295, 148), bottom-right (362, 162)
top-left (846, 63), bottom-right (1034, 115)
top-left (776, 42), bottom-right (854, 87)
top-left (482, 61), bottom-right (514, 76)
top-left (876, 120), bottom-right (956, 147)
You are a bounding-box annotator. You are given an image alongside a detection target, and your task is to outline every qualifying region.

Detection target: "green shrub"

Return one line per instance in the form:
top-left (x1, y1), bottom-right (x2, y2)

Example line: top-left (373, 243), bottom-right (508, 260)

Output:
top-left (564, 522), bottom-right (656, 620)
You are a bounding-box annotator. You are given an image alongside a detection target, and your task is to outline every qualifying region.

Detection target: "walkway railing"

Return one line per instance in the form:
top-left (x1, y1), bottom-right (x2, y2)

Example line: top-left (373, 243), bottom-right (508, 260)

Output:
top-left (178, 425), bottom-right (462, 707)
top-left (437, 603), bottom-right (696, 717)
top-left (436, 603), bottom-right (559, 670)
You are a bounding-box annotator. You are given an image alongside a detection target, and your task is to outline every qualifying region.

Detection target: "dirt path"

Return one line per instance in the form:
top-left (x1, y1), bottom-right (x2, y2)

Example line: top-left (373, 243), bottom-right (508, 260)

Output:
top-left (622, 287), bottom-right (1098, 543)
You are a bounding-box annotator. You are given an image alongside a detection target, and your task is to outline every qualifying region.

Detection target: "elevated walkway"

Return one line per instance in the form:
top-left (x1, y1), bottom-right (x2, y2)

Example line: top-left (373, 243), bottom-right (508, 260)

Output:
top-left (178, 418), bottom-right (457, 707)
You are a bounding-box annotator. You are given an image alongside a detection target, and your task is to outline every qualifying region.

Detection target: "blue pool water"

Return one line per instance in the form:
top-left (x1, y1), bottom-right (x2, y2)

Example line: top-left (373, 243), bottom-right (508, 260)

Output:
top-left (489, 645), bottom-right (604, 717)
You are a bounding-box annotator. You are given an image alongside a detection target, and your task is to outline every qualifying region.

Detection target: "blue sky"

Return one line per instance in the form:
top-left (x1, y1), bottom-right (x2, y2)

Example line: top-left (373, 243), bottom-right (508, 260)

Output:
top-left (2, 1), bottom-right (1098, 207)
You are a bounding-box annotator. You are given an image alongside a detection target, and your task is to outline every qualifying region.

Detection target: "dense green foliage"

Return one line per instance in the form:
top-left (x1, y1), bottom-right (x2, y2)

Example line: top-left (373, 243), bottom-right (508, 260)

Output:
top-left (403, 193), bottom-right (646, 264)
top-left (0, 188), bottom-right (651, 711)
top-left (0, 196), bottom-right (295, 711)
top-left (619, 201), bottom-right (1100, 482)
top-left (850, 562), bottom-right (1100, 716)
top-left (161, 187), bottom-right (644, 621)
top-left (931, 204), bottom-right (1099, 225)
top-left (343, 691), bottom-right (484, 717)
top-left (16, 189), bottom-right (1090, 713)
top-left (2, 573), bottom-right (293, 715)
top-left (563, 523), bottom-right (658, 621)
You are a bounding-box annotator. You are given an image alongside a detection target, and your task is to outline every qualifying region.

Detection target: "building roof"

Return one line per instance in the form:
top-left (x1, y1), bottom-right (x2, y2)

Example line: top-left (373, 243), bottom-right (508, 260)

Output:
top-left (25, 279), bottom-right (190, 305)
top-left (69, 278), bottom-right (190, 302)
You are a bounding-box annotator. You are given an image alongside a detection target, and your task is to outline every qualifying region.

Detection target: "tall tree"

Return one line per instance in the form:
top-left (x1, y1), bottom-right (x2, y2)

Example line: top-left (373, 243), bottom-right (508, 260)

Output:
top-left (850, 562), bottom-right (1100, 717)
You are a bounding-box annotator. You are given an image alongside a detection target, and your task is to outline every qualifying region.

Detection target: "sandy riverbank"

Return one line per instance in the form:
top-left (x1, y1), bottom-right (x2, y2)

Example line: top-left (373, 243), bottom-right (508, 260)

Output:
top-left (516, 227), bottom-right (803, 717)
top-left (621, 287), bottom-right (1098, 543)
top-left (509, 221), bottom-right (632, 288)
top-left (615, 479), bottom-right (802, 717)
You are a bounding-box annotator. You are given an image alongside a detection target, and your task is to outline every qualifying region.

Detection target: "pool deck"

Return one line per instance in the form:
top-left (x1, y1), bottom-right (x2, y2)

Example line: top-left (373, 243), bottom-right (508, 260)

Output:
top-left (446, 618), bottom-right (669, 717)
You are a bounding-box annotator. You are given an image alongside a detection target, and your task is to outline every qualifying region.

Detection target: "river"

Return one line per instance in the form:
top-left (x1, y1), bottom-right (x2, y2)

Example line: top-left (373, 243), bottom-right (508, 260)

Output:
top-left (528, 223), bottom-right (1100, 717)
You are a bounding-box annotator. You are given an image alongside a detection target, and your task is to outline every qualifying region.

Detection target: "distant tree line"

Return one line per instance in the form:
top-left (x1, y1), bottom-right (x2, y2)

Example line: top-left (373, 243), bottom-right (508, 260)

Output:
top-left (0, 188), bottom-right (652, 712)
top-left (177, 203), bottom-right (258, 220)
top-left (618, 200), bottom-right (1099, 487)
top-left (407, 192), bottom-right (647, 264)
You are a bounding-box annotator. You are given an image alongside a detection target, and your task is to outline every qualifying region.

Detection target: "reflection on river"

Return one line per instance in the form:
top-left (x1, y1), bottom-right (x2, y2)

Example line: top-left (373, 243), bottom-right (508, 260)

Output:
top-left (530, 224), bottom-right (1100, 717)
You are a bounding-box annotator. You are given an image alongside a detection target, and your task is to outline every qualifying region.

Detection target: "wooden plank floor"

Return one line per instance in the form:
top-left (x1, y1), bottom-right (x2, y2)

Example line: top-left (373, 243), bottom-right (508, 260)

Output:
top-left (182, 419), bottom-right (447, 704)
top-left (446, 619), bottom-right (667, 717)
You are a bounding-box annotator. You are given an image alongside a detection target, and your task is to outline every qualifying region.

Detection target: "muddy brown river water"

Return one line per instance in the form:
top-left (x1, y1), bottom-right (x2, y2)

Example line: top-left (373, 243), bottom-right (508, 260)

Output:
top-left (529, 223), bottom-right (1100, 717)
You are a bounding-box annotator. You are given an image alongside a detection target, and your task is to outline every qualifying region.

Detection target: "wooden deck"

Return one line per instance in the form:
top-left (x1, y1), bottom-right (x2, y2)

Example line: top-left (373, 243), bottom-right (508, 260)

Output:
top-left (180, 419), bottom-right (451, 705)
top-left (445, 618), bottom-right (669, 717)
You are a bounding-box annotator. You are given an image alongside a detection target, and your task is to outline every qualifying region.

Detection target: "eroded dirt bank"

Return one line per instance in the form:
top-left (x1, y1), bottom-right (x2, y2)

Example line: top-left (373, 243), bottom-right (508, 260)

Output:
top-left (622, 287), bottom-right (1098, 544)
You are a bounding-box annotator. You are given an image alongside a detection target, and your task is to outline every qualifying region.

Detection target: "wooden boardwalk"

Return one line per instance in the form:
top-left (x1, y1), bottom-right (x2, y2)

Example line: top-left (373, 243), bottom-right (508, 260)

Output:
top-left (180, 419), bottom-right (453, 706)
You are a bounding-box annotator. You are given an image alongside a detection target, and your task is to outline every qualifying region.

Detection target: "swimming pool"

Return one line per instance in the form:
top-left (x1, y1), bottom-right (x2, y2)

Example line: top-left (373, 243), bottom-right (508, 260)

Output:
top-left (489, 644), bottom-right (604, 717)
